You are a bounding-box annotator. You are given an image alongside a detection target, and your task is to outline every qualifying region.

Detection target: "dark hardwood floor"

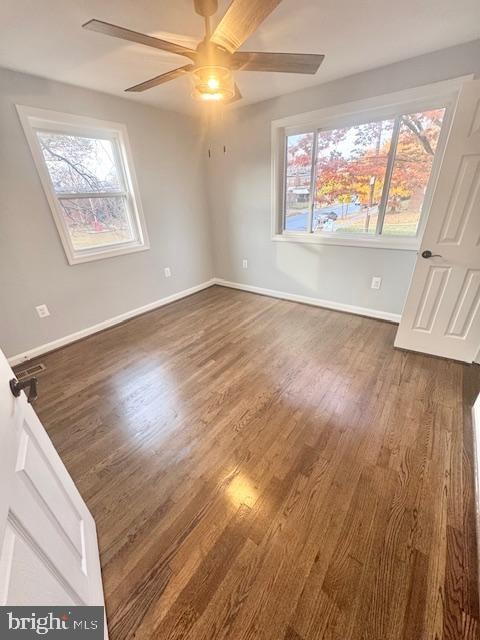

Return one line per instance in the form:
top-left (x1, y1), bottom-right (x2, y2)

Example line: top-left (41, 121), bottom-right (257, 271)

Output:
top-left (21, 285), bottom-right (479, 639)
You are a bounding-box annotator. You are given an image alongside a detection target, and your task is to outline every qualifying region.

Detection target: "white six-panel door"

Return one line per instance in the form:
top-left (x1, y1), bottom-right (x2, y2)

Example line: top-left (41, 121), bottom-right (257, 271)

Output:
top-left (0, 347), bottom-right (106, 612)
top-left (395, 79), bottom-right (480, 362)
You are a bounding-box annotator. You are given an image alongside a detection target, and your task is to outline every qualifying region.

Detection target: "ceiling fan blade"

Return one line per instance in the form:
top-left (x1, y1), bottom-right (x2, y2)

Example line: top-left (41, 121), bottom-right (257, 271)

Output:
top-left (231, 51), bottom-right (324, 74)
top-left (125, 65), bottom-right (194, 92)
top-left (210, 0), bottom-right (282, 53)
top-left (83, 19), bottom-right (197, 60)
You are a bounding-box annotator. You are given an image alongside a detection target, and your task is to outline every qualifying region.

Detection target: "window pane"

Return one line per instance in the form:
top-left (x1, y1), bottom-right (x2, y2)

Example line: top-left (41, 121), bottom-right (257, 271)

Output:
top-left (59, 196), bottom-right (135, 250)
top-left (284, 132), bottom-right (314, 232)
top-left (37, 132), bottom-right (122, 194)
top-left (313, 119), bottom-right (394, 235)
top-left (382, 109), bottom-right (445, 236)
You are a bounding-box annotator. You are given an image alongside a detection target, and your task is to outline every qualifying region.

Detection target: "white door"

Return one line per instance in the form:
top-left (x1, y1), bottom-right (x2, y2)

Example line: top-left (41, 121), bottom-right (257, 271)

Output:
top-left (395, 79), bottom-right (480, 362)
top-left (0, 347), bottom-right (106, 612)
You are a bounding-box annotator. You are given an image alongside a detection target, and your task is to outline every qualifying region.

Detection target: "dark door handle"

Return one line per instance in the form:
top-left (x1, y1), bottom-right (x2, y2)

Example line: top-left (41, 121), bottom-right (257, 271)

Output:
top-left (9, 377), bottom-right (38, 404)
top-left (421, 250), bottom-right (442, 259)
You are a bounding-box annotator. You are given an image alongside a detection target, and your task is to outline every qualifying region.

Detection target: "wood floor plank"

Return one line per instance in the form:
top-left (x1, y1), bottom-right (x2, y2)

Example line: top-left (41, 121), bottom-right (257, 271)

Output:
top-left (18, 285), bottom-right (480, 640)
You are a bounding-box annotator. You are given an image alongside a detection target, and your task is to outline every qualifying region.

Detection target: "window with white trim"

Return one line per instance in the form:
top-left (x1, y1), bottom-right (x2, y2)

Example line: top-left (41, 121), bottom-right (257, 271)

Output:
top-left (272, 88), bottom-right (456, 249)
top-left (18, 106), bottom-right (149, 264)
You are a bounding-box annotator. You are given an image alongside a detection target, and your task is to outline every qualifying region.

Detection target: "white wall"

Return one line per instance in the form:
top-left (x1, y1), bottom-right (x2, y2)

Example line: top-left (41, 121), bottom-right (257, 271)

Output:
top-left (0, 67), bottom-right (213, 359)
top-left (207, 40), bottom-right (480, 317)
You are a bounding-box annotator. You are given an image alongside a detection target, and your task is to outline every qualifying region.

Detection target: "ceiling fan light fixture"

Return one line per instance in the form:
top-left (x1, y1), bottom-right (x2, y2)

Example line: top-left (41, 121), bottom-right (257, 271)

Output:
top-left (199, 92), bottom-right (224, 101)
top-left (191, 65), bottom-right (234, 102)
top-left (207, 77), bottom-right (220, 90)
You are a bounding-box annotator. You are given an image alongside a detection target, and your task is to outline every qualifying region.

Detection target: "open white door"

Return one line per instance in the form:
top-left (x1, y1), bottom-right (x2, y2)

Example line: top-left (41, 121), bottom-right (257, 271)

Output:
top-left (0, 347), bottom-right (106, 613)
top-left (395, 79), bottom-right (480, 362)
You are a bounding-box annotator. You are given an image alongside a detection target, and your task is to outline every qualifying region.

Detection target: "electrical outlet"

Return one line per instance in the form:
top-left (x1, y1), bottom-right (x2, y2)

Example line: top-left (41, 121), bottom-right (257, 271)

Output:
top-left (164, 267), bottom-right (171, 278)
top-left (35, 304), bottom-right (50, 318)
top-left (242, 259), bottom-right (248, 269)
top-left (371, 276), bottom-right (382, 290)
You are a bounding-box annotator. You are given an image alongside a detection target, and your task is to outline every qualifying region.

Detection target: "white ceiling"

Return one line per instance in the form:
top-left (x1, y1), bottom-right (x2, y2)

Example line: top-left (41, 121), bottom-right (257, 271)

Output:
top-left (1, 0), bottom-right (479, 115)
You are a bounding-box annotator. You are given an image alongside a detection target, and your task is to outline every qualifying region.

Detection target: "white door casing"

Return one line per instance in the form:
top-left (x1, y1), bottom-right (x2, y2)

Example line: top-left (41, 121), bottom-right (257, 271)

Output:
top-left (395, 79), bottom-right (480, 362)
top-left (0, 347), bottom-right (105, 610)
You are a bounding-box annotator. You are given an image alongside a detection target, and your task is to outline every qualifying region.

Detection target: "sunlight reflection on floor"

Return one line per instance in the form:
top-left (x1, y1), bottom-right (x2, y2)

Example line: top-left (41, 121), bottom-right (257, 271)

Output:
top-left (226, 473), bottom-right (258, 508)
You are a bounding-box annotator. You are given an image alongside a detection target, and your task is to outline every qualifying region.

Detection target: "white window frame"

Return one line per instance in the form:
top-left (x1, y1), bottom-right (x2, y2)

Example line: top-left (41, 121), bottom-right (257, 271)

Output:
top-left (17, 105), bottom-right (149, 265)
top-left (271, 76), bottom-right (472, 251)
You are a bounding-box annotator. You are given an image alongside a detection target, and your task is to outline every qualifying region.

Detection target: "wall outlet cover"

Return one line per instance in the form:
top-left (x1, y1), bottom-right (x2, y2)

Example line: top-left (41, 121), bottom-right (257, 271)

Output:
top-left (35, 304), bottom-right (50, 318)
top-left (371, 276), bottom-right (382, 290)
top-left (242, 260), bottom-right (248, 269)
top-left (164, 267), bottom-right (171, 278)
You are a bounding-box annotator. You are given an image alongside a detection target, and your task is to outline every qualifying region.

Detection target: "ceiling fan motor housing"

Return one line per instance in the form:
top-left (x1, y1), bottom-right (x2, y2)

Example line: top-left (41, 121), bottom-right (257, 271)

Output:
top-left (195, 40), bottom-right (231, 67)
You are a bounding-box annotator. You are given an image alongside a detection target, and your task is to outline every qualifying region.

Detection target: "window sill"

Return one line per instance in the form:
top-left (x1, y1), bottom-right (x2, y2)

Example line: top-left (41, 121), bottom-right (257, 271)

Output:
top-left (271, 232), bottom-right (419, 251)
top-left (67, 241), bottom-right (150, 265)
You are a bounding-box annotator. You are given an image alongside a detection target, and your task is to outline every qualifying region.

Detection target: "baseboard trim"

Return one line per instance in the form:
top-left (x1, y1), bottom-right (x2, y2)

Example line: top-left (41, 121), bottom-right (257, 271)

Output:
top-left (212, 278), bottom-right (402, 324)
top-left (8, 279), bottom-right (216, 366)
top-left (8, 277), bottom-right (401, 366)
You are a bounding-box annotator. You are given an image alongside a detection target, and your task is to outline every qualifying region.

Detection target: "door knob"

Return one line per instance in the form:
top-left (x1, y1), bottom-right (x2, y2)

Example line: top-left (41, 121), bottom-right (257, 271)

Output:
top-left (421, 249), bottom-right (442, 259)
top-left (9, 377), bottom-right (38, 404)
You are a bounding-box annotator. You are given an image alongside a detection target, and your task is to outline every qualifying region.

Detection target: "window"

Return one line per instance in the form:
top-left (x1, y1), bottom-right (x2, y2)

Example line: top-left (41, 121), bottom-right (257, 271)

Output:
top-left (17, 106), bottom-right (149, 264)
top-left (272, 80), bottom-right (463, 249)
top-left (282, 109), bottom-right (445, 242)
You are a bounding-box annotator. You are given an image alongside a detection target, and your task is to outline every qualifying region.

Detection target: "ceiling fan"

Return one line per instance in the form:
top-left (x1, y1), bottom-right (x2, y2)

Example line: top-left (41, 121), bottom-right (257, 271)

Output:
top-left (83, 0), bottom-right (324, 103)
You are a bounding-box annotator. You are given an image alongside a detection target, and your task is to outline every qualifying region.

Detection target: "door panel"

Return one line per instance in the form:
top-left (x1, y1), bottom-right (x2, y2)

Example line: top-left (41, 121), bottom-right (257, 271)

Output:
top-left (412, 266), bottom-right (450, 331)
top-left (18, 426), bottom-right (84, 557)
top-left (446, 269), bottom-right (480, 337)
top-left (437, 155), bottom-right (480, 244)
top-left (0, 347), bottom-right (105, 615)
top-left (0, 518), bottom-right (78, 606)
top-left (395, 79), bottom-right (480, 362)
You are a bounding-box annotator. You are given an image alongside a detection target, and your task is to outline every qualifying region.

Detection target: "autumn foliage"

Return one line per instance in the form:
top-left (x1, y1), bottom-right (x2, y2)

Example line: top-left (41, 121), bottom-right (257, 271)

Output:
top-left (286, 109), bottom-right (444, 228)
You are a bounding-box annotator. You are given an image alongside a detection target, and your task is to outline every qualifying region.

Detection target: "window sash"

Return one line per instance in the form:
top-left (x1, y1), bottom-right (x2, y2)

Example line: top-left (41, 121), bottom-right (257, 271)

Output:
top-left (37, 128), bottom-right (129, 198)
top-left (57, 193), bottom-right (139, 245)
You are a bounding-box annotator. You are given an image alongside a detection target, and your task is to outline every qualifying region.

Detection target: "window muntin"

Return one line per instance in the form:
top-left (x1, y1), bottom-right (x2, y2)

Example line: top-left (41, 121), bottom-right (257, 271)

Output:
top-left (281, 107), bottom-right (445, 240)
top-left (36, 132), bottom-right (123, 194)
